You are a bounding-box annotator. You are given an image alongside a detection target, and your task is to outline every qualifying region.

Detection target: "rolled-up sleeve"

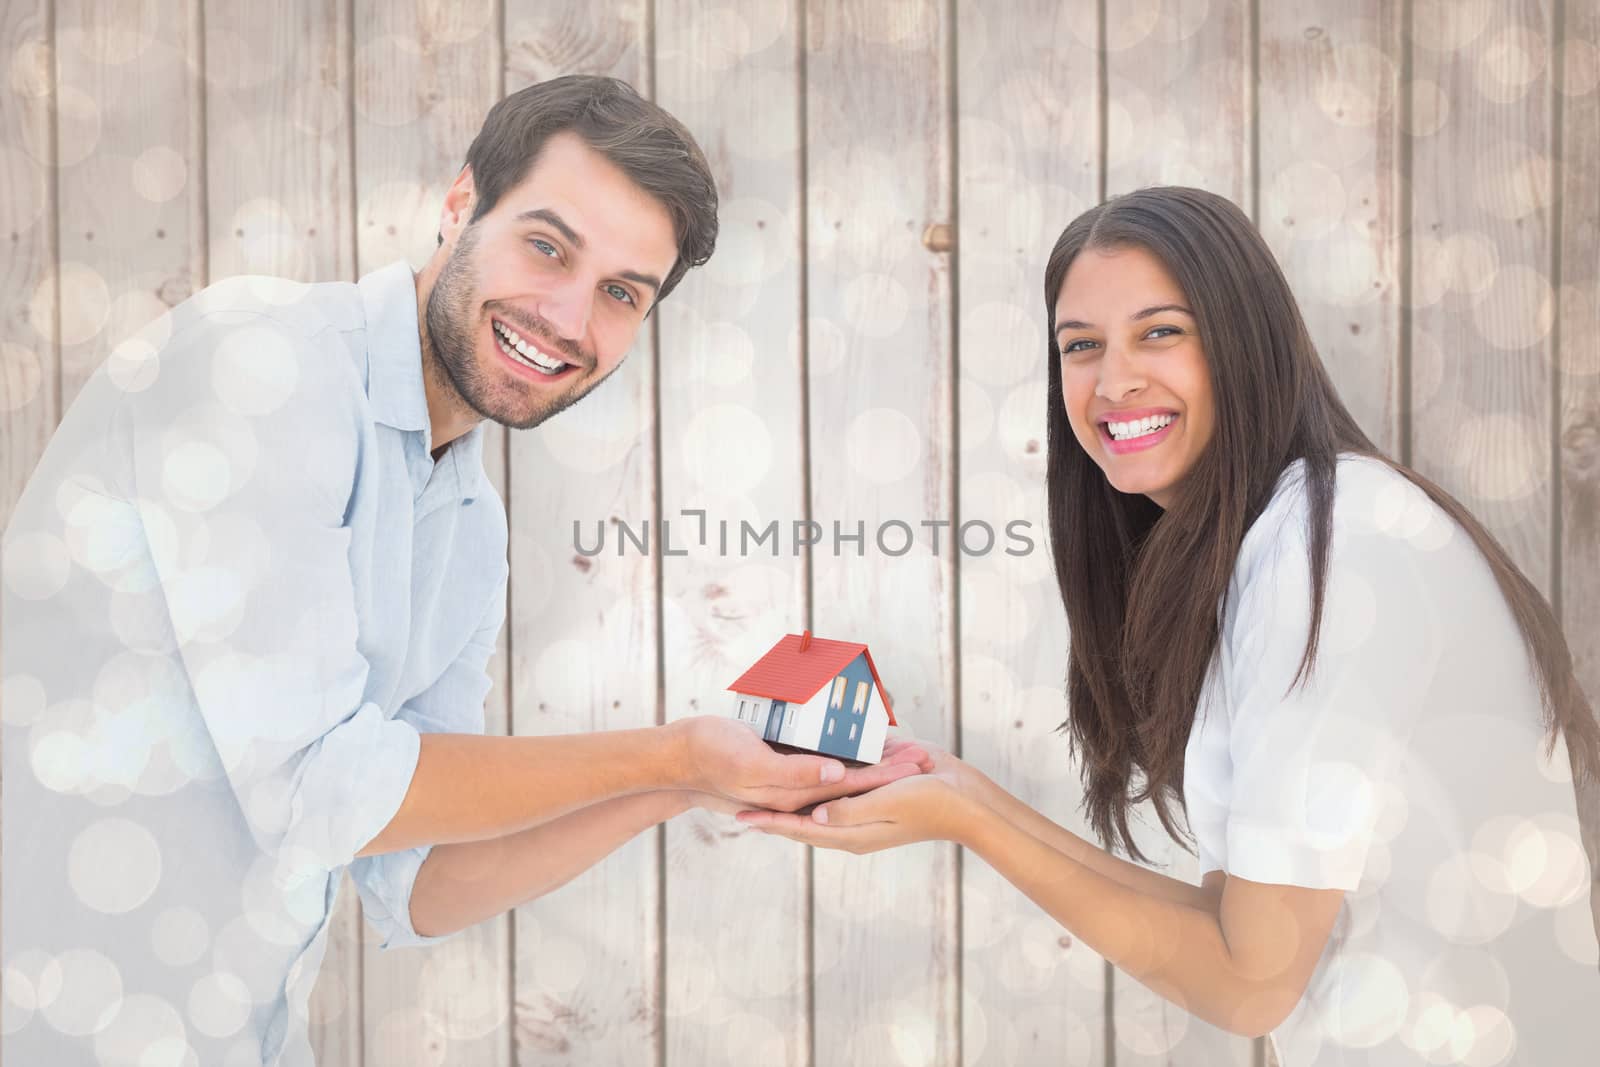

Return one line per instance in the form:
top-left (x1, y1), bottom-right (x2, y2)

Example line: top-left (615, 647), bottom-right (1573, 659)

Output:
top-left (117, 312), bottom-right (422, 874)
top-left (350, 557), bottom-right (508, 949)
top-left (1222, 508), bottom-right (1443, 891)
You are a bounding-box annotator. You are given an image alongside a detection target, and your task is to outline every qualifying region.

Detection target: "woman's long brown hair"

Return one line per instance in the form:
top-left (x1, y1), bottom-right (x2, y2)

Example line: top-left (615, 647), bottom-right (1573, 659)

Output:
top-left (1042, 185), bottom-right (1600, 862)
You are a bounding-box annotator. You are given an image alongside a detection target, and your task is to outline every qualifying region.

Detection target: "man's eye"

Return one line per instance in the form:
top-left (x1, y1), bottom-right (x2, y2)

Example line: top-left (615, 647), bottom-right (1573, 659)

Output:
top-left (604, 283), bottom-right (635, 306)
top-left (530, 238), bottom-right (559, 258)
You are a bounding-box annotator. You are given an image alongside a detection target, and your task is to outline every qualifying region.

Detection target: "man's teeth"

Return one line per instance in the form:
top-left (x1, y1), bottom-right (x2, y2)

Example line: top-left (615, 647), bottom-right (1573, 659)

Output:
top-left (1107, 414), bottom-right (1176, 441)
top-left (493, 321), bottom-right (567, 375)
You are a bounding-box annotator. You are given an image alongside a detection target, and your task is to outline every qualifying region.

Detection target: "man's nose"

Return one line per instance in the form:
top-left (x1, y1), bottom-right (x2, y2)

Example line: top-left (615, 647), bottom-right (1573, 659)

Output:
top-left (538, 282), bottom-right (593, 342)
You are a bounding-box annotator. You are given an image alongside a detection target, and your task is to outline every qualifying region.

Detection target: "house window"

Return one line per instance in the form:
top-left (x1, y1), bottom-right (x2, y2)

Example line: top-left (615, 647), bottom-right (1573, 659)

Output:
top-left (827, 719), bottom-right (835, 735)
top-left (853, 681), bottom-right (868, 714)
top-left (830, 676), bottom-right (845, 707)
top-left (849, 723), bottom-right (857, 741)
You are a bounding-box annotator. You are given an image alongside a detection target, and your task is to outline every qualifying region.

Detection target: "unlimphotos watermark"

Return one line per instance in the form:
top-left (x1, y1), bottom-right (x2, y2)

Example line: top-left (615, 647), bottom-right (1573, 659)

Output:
top-left (574, 509), bottom-right (1037, 558)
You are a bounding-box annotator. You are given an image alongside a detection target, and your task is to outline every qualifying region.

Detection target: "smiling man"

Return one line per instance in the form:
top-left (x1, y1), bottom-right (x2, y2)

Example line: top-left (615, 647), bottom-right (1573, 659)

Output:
top-left (1, 76), bottom-right (924, 1066)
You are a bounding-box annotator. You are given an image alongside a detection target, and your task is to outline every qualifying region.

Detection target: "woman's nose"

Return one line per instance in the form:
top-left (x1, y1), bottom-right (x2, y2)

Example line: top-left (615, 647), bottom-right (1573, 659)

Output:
top-left (1094, 346), bottom-right (1145, 402)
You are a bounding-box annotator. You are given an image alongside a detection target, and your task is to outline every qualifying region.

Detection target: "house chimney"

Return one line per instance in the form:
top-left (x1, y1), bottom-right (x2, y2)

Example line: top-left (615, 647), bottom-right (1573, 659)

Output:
top-left (799, 629), bottom-right (812, 651)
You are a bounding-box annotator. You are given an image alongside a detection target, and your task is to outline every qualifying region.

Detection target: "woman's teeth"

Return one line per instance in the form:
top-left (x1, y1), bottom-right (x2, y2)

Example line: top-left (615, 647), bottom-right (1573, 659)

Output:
top-left (1106, 414), bottom-right (1176, 441)
top-left (494, 321), bottom-right (568, 375)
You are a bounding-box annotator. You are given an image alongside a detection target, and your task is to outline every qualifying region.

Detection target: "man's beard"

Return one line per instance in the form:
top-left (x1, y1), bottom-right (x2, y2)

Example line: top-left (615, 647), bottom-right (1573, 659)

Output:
top-left (423, 225), bottom-right (605, 432)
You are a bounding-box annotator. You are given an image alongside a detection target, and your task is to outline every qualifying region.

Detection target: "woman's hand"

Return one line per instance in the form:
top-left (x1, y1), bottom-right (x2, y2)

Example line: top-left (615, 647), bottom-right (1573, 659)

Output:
top-left (735, 735), bottom-right (983, 852)
top-left (879, 732), bottom-right (939, 775)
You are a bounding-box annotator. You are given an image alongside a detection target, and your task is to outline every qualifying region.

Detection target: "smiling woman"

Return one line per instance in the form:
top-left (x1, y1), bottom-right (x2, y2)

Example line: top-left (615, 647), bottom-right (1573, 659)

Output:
top-left (743, 186), bottom-right (1600, 1065)
top-left (1038, 188), bottom-right (1600, 1060)
top-left (1053, 249), bottom-right (1216, 506)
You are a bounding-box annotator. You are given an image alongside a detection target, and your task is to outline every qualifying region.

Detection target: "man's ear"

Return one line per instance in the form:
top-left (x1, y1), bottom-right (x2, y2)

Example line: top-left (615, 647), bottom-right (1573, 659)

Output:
top-left (438, 165), bottom-right (476, 245)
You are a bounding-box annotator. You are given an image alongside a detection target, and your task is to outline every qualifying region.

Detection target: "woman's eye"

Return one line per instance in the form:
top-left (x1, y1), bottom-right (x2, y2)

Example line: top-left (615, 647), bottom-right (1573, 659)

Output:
top-left (604, 283), bottom-right (636, 306)
top-left (1060, 338), bottom-right (1097, 355)
top-left (1147, 325), bottom-right (1180, 339)
top-left (530, 238), bottom-right (559, 258)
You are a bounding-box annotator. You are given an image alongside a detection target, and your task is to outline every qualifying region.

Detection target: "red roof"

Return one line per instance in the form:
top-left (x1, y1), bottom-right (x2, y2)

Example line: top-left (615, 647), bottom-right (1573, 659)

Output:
top-left (726, 632), bottom-right (897, 725)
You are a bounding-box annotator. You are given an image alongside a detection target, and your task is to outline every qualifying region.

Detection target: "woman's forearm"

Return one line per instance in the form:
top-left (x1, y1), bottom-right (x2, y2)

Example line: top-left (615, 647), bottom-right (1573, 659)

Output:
top-left (954, 803), bottom-right (1301, 1039)
top-left (965, 768), bottom-right (1222, 913)
top-left (409, 790), bottom-right (693, 937)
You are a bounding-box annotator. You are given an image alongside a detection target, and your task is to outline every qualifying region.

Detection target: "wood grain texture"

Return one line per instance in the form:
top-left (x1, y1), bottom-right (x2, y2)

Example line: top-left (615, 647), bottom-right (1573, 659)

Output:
top-left (954, 2), bottom-right (1108, 1065)
top-left (1258, 1), bottom-right (1405, 455)
top-left (350, 3), bottom-right (513, 1065)
top-left (1409, 0), bottom-right (1556, 595)
top-left (4, 4), bottom-right (1598, 1063)
top-left (0, 9), bottom-right (56, 1066)
top-left (502, 3), bottom-right (662, 1063)
top-left (1105, 0), bottom-right (1252, 206)
top-left (0, 0), bottom-right (57, 526)
top-left (803, 2), bottom-right (959, 1064)
top-left (1556, 0), bottom-right (1600, 967)
top-left (53, 0), bottom-right (200, 410)
top-left (199, 2), bottom-right (360, 1061)
top-left (202, 0), bottom-right (354, 284)
top-left (1103, 0), bottom-right (1258, 1063)
top-left (653, 3), bottom-right (811, 1065)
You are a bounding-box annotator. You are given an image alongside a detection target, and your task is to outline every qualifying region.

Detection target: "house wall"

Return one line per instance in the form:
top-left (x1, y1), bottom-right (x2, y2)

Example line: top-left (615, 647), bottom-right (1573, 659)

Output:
top-left (816, 652), bottom-right (876, 759)
top-left (729, 691), bottom-right (769, 732)
top-left (781, 687), bottom-right (831, 751)
top-left (856, 705), bottom-right (889, 764)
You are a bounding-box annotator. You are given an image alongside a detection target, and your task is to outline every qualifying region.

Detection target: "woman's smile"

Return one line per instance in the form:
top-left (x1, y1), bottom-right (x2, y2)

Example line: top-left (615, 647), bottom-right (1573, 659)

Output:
top-left (1099, 408), bottom-right (1180, 454)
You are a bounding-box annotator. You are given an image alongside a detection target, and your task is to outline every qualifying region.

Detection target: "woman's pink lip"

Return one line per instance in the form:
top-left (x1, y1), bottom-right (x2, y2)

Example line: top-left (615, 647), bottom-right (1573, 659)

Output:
top-left (1102, 415), bottom-right (1177, 454)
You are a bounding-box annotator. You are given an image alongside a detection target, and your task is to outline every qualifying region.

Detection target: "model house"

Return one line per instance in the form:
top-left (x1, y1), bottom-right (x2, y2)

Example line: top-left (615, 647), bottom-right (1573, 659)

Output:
top-left (725, 630), bottom-right (897, 763)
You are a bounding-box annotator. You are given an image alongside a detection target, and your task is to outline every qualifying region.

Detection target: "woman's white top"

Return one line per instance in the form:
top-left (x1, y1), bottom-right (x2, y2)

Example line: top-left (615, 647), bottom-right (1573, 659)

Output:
top-left (1183, 453), bottom-right (1600, 1065)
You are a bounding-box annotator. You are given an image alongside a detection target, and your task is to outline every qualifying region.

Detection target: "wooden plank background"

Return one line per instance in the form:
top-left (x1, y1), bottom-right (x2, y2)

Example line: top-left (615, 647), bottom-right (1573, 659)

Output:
top-left (2, 2), bottom-right (1596, 1065)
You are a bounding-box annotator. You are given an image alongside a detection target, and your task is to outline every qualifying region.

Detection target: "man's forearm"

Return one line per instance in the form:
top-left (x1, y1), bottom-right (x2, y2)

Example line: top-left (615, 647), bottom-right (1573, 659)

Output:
top-left (357, 725), bottom-right (687, 858)
top-left (409, 790), bottom-right (693, 937)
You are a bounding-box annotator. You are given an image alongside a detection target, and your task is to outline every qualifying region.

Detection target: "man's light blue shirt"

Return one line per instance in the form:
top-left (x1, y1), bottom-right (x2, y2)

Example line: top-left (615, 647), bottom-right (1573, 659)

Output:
top-left (2, 260), bottom-right (509, 1065)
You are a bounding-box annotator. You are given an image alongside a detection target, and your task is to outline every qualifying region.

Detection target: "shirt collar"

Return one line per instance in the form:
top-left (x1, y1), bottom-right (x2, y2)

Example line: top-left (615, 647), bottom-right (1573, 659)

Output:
top-left (447, 421), bottom-right (488, 505)
top-left (357, 259), bottom-right (487, 504)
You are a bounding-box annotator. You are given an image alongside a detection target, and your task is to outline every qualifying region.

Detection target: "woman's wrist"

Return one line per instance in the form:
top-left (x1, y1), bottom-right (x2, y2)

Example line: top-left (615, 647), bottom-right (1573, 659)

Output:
top-left (952, 758), bottom-right (1007, 811)
top-left (951, 759), bottom-right (998, 802)
top-left (945, 786), bottom-right (1003, 850)
top-left (924, 756), bottom-right (1006, 848)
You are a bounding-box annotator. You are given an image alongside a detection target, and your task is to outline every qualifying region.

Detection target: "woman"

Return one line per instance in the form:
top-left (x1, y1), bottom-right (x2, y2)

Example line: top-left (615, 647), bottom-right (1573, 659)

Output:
top-left (739, 187), bottom-right (1600, 1064)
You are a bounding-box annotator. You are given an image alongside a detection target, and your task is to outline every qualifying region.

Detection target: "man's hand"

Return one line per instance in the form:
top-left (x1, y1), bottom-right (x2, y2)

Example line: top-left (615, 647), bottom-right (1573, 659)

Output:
top-left (670, 715), bottom-right (928, 812)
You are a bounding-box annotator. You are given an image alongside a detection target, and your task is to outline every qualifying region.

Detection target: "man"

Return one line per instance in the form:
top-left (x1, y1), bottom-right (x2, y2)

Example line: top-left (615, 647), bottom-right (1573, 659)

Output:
top-left (1, 76), bottom-right (923, 1065)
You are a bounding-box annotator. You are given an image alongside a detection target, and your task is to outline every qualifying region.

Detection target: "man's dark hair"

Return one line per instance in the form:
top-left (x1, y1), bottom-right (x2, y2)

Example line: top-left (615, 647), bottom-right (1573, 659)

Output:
top-left (442, 74), bottom-right (718, 305)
